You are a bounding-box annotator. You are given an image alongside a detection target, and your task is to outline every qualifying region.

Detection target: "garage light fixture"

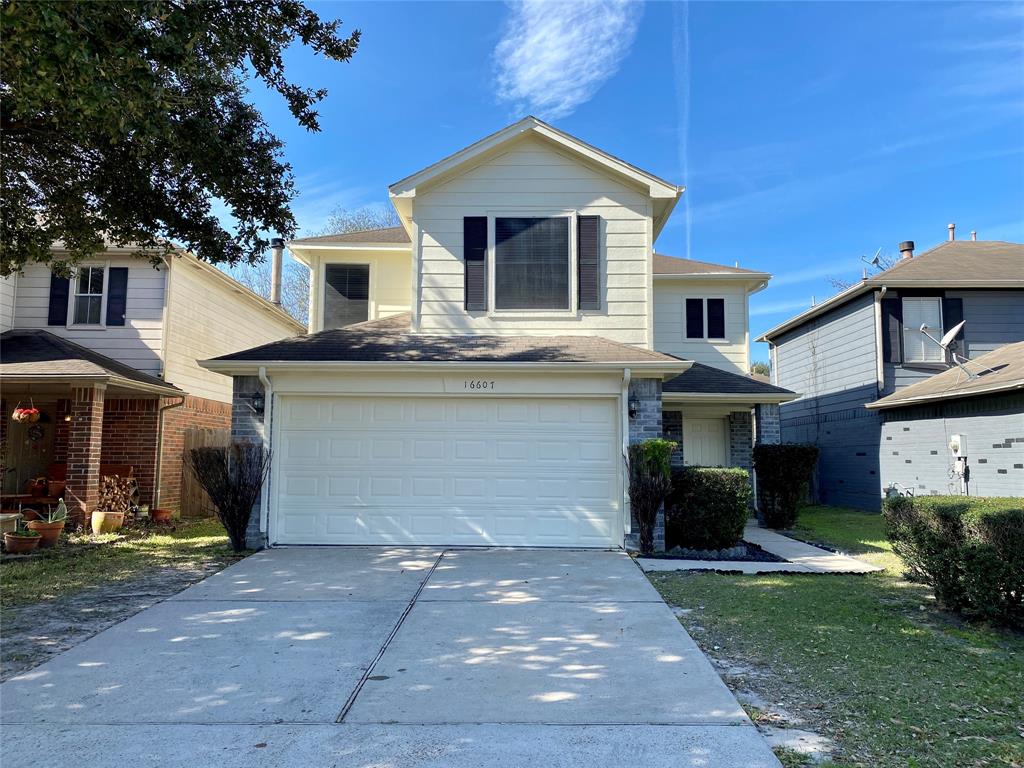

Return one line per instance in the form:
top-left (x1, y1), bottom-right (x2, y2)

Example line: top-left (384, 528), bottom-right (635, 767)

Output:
top-left (628, 394), bottom-right (639, 419)
top-left (246, 391), bottom-right (265, 416)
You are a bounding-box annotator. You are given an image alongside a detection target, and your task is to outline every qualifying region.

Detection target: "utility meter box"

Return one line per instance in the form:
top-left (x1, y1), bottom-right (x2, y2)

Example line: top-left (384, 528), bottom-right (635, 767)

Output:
top-left (949, 434), bottom-right (968, 457)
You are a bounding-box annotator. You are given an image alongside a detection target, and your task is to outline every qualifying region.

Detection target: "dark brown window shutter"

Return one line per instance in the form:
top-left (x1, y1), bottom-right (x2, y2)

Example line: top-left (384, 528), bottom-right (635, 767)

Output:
top-left (577, 215), bottom-right (600, 310)
top-left (464, 216), bottom-right (487, 311)
top-left (881, 297), bottom-right (903, 363)
top-left (47, 273), bottom-right (70, 326)
top-left (105, 267), bottom-right (129, 326)
top-left (941, 297), bottom-right (965, 361)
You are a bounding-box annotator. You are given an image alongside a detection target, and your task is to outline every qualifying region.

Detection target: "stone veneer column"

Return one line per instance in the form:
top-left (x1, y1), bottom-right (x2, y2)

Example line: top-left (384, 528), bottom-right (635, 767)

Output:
top-left (67, 384), bottom-right (106, 523)
top-left (754, 403), bottom-right (781, 445)
top-left (626, 378), bottom-right (665, 552)
top-left (232, 376), bottom-right (267, 550)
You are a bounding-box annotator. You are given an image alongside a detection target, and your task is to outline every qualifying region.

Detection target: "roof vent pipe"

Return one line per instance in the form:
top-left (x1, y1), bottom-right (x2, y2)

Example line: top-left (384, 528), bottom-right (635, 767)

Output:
top-left (270, 237), bottom-right (284, 305)
top-left (948, 222), bottom-right (955, 241)
top-left (971, 230), bottom-right (977, 241)
top-left (899, 240), bottom-right (914, 260)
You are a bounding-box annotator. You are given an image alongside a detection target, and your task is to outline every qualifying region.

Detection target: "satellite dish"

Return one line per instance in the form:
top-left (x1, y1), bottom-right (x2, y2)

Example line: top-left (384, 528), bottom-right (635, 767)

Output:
top-left (940, 321), bottom-right (965, 349)
top-left (869, 248), bottom-right (882, 267)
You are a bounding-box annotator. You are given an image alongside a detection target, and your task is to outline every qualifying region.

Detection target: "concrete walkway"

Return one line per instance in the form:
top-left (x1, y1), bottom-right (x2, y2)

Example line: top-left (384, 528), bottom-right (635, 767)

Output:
top-left (639, 524), bottom-right (882, 575)
top-left (1, 547), bottom-right (780, 767)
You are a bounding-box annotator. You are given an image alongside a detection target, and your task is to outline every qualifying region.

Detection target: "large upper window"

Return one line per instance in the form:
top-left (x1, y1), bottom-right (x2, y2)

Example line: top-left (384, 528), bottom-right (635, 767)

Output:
top-left (685, 297), bottom-right (726, 340)
top-left (902, 297), bottom-right (943, 363)
top-left (324, 263), bottom-right (370, 328)
top-left (494, 217), bottom-right (569, 310)
top-left (72, 266), bottom-right (105, 325)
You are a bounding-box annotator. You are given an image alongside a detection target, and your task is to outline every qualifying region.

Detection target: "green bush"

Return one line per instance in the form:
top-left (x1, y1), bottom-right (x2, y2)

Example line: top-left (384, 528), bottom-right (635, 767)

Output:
top-left (883, 496), bottom-right (1024, 627)
top-left (627, 439), bottom-right (677, 555)
top-left (666, 467), bottom-right (752, 550)
top-left (753, 443), bottom-right (819, 529)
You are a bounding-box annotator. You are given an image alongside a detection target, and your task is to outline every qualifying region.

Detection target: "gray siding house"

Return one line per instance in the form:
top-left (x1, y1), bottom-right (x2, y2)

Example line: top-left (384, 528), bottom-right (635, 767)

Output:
top-left (759, 235), bottom-right (1024, 509)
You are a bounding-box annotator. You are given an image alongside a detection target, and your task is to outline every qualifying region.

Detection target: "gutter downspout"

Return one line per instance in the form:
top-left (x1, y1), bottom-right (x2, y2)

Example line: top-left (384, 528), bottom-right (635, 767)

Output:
top-left (874, 286), bottom-right (887, 395)
top-left (621, 367), bottom-right (631, 538)
top-left (258, 366), bottom-right (274, 545)
top-left (153, 395), bottom-right (186, 511)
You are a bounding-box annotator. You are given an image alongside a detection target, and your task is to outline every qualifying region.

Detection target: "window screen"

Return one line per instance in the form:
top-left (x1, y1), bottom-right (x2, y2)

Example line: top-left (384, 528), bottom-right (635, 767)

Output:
top-left (902, 297), bottom-right (943, 362)
top-left (324, 264), bottom-right (370, 328)
top-left (685, 298), bottom-right (704, 339)
top-left (707, 298), bottom-right (725, 339)
top-left (495, 217), bottom-right (569, 310)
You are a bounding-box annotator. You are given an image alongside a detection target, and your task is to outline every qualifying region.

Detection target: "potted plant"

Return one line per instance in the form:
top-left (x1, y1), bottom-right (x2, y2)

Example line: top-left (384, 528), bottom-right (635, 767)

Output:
top-left (4, 522), bottom-right (41, 554)
top-left (27, 499), bottom-right (68, 548)
top-left (91, 476), bottom-right (133, 535)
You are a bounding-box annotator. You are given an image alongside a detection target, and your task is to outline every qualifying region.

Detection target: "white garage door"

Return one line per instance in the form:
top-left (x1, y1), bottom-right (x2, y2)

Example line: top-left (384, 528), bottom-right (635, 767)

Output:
top-left (272, 396), bottom-right (621, 547)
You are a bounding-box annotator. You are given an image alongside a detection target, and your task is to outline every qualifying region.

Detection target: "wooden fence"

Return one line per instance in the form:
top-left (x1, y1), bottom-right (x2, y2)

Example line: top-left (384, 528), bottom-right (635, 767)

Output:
top-left (180, 427), bottom-right (230, 518)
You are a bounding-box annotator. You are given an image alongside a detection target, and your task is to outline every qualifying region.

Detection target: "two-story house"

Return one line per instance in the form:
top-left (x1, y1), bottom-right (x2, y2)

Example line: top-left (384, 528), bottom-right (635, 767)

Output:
top-left (202, 117), bottom-right (797, 550)
top-left (758, 234), bottom-right (1024, 509)
top-left (0, 249), bottom-right (305, 520)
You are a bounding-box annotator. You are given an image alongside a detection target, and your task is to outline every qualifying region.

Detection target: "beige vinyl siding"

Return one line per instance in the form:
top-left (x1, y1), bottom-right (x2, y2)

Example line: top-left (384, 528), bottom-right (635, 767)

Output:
top-left (0, 274), bottom-right (16, 332)
top-left (163, 258), bottom-right (301, 402)
top-left (413, 136), bottom-right (652, 346)
top-left (11, 259), bottom-right (166, 375)
top-left (653, 280), bottom-right (749, 374)
top-left (308, 248), bottom-right (412, 333)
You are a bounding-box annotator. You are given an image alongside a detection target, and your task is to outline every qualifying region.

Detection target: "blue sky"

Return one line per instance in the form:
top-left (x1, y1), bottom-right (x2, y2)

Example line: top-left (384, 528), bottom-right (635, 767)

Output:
top-left (245, 0), bottom-right (1024, 360)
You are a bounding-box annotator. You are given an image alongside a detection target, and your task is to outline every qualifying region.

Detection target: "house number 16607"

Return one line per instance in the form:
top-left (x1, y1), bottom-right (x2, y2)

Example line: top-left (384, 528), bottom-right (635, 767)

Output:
top-left (464, 380), bottom-right (496, 390)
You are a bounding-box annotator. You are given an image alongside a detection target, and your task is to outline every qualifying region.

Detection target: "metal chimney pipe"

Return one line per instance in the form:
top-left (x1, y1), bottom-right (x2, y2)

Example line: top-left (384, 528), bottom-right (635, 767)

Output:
top-left (270, 237), bottom-right (284, 305)
top-left (948, 223), bottom-right (955, 241)
top-left (971, 230), bottom-right (977, 241)
top-left (899, 240), bottom-right (915, 260)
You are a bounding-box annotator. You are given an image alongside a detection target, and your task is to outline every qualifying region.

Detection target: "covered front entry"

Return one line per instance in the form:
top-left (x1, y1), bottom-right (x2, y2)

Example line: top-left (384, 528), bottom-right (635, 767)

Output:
top-left (271, 395), bottom-right (622, 547)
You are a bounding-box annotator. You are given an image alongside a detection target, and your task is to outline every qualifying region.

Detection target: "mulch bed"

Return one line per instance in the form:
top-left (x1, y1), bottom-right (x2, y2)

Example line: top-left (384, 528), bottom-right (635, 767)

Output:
top-left (643, 541), bottom-right (787, 563)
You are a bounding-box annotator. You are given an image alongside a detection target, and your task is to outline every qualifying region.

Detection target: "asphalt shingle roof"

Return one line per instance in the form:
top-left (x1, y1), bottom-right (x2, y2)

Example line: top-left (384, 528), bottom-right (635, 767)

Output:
top-left (0, 329), bottom-right (183, 393)
top-left (290, 227), bottom-right (410, 246)
top-left (210, 313), bottom-right (684, 365)
top-left (867, 341), bottom-right (1024, 410)
top-left (653, 253), bottom-right (768, 276)
top-left (664, 362), bottom-right (796, 397)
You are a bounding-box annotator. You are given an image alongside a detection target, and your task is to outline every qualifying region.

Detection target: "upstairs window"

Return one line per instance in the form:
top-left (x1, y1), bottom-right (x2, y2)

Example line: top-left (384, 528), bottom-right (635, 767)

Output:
top-left (495, 217), bottom-right (569, 310)
top-left (72, 266), bottom-right (105, 325)
top-left (902, 297), bottom-right (943, 363)
top-left (685, 297), bottom-right (726, 340)
top-left (324, 264), bottom-right (370, 328)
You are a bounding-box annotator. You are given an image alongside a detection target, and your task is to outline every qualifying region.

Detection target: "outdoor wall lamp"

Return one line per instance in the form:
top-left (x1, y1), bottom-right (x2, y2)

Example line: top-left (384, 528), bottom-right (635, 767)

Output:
top-left (246, 391), bottom-right (265, 416)
top-left (628, 394), bottom-right (639, 420)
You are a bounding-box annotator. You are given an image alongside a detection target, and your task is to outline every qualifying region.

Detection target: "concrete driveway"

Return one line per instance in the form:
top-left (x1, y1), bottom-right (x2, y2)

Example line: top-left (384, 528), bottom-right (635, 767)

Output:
top-left (1, 547), bottom-right (779, 767)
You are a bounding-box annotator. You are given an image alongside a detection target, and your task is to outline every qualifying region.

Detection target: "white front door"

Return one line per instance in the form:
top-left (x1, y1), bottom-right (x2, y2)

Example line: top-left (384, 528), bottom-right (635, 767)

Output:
top-left (683, 417), bottom-right (728, 467)
top-left (271, 395), bottom-right (621, 547)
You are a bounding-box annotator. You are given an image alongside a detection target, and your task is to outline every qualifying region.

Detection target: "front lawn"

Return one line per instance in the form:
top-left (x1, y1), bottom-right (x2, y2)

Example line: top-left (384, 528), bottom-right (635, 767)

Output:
top-left (649, 505), bottom-right (1024, 768)
top-left (1, 518), bottom-right (243, 607)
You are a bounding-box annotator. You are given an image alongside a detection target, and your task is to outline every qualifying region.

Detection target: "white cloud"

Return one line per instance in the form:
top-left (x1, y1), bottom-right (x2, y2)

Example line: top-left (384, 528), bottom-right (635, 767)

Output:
top-left (494, 0), bottom-right (643, 120)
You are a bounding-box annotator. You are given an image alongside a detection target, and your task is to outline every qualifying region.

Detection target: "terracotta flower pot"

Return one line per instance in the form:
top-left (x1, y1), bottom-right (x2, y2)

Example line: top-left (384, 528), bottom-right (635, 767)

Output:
top-left (4, 532), bottom-right (40, 554)
top-left (91, 510), bottom-right (125, 536)
top-left (27, 519), bottom-right (65, 548)
top-left (150, 508), bottom-right (174, 524)
top-left (19, 509), bottom-right (41, 522)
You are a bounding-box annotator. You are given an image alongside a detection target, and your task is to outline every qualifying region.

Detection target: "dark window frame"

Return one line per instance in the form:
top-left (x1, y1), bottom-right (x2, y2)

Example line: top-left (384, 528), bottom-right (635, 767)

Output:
top-left (685, 297), bottom-right (727, 340)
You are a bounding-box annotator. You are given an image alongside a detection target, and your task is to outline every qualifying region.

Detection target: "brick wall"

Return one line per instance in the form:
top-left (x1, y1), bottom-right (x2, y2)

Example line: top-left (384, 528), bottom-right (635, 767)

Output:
top-left (728, 410), bottom-right (754, 474)
top-left (662, 410), bottom-right (685, 468)
top-left (231, 376), bottom-right (267, 549)
top-left (158, 394), bottom-right (232, 512)
top-left (755, 403), bottom-right (781, 445)
top-left (626, 378), bottom-right (665, 552)
top-left (67, 384), bottom-right (105, 520)
top-left (0, 398), bottom-right (6, 490)
top-left (100, 398), bottom-right (160, 507)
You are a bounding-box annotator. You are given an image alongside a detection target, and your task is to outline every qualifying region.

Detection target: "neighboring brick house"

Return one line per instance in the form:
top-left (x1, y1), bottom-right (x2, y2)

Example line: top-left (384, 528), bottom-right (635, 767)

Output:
top-left (0, 248), bottom-right (304, 520)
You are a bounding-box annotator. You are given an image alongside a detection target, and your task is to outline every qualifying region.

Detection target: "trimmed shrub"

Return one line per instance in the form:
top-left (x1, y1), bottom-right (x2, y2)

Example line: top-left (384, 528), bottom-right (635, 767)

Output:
top-left (627, 439), bottom-right (677, 555)
top-left (753, 443), bottom-right (819, 529)
top-left (666, 467), bottom-right (752, 551)
top-left (883, 496), bottom-right (1024, 627)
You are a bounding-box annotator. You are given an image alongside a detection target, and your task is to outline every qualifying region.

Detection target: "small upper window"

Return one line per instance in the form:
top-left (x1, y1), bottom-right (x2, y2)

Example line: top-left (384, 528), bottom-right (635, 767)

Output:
top-left (324, 264), bottom-right (370, 328)
top-left (495, 217), bottom-right (569, 310)
top-left (685, 298), bottom-right (726, 340)
top-left (72, 267), bottom-right (104, 325)
top-left (902, 297), bottom-right (943, 363)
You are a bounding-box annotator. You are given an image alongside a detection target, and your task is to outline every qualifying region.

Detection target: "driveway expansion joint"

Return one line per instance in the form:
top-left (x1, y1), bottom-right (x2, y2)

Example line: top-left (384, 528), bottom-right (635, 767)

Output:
top-left (334, 549), bottom-right (447, 724)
